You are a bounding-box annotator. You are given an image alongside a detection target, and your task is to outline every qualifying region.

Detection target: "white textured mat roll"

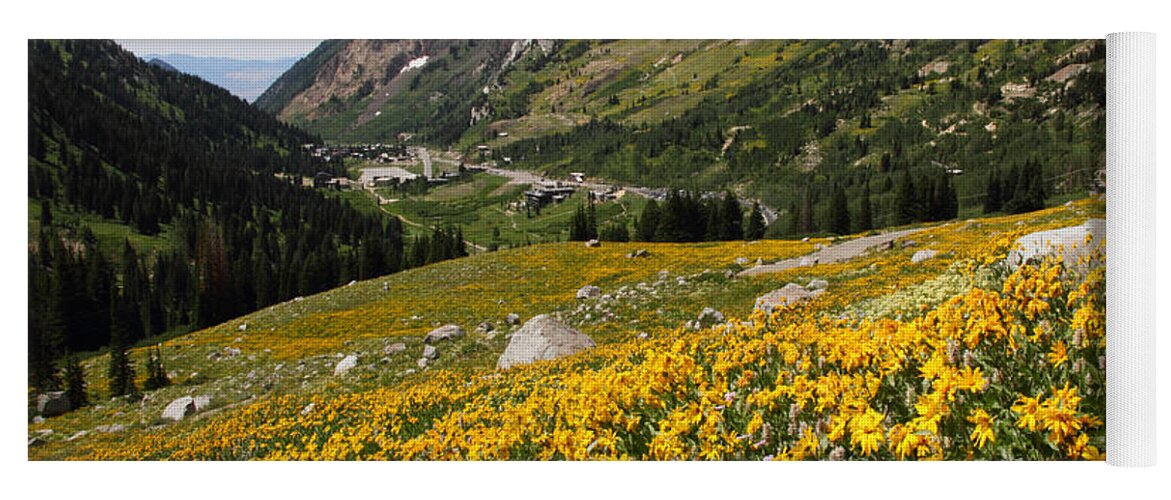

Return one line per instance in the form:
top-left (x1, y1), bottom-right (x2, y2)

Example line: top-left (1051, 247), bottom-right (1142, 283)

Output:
top-left (1106, 31), bottom-right (1156, 467)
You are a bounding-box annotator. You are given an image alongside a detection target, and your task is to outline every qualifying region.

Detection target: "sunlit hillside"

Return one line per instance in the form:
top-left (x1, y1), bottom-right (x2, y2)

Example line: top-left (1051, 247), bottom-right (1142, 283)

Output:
top-left (29, 198), bottom-right (1104, 460)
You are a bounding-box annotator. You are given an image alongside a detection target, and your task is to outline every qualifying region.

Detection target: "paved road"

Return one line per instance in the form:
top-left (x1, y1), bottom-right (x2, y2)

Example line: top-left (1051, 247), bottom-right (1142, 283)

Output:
top-left (738, 227), bottom-right (928, 277)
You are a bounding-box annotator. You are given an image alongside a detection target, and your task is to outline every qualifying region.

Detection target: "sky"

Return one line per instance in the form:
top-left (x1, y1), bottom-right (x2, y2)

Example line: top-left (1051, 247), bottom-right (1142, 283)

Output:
top-left (115, 39), bottom-right (323, 61)
top-left (114, 40), bottom-right (324, 101)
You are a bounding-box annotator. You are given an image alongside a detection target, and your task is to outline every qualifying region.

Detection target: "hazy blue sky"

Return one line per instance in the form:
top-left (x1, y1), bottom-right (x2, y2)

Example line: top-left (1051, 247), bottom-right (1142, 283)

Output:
top-left (114, 40), bottom-right (324, 102)
top-left (115, 39), bottom-right (323, 60)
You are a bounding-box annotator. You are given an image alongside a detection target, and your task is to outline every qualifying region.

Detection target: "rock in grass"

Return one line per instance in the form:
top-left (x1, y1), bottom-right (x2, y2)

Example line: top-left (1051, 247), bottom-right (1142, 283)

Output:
top-left (576, 285), bottom-right (602, 300)
top-left (585, 239), bottom-right (601, 248)
top-left (1006, 219), bottom-right (1105, 271)
top-left (424, 325), bottom-right (466, 344)
top-left (384, 342), bottom-right (407, 355)
top-left (497, 315), bottom-right (596, 370)
top-left (754, 284), bottom-right (812, 314)
top-left (697, 307), bottom-right (725, 327)
top-left (333, 355), bottom-right (358, 376)
top-left (423, 345), bottom-right (439, 360)
top-left (911, 249), bottom-right (939, 263)
top-left (807, 279), bottom-right (829, 290)
top-left (162, 397), bottom-right (197, 422)
top-left (36, 391), bottom-right (71, 417)
top-left (505, 313), bottom-right (521, 325)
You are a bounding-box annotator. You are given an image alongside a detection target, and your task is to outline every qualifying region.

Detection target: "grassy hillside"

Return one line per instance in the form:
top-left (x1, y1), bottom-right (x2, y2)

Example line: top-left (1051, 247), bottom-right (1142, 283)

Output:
top-left (378, 171), bottom-right (648, 247)
top-left (29, 198), bottom-right (1104, 460)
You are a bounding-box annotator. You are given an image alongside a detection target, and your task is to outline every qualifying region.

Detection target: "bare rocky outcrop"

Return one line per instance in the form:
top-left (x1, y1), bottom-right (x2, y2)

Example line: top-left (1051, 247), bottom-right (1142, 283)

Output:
top-left (741, 228), bottom-right (924, 277)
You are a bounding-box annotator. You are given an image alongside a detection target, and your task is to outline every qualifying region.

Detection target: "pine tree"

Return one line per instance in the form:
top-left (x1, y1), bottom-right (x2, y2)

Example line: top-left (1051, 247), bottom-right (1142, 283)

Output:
top-left (600, 222), bottom-right (630, 242)
top-left (62, 353), bottom-right (88, 409)
top-left (40, 201), bottom-right (53, 228)
top-left (895, 173), bottom-right (918, 225)
top-left (452, 227), bottom-right (468, 257)
top-left (569, 204), bottom-right (589, 241)
top-left (857, 182), bottom-right (874, 232)
top-left (635, 200), bottom-right (660, 242)
top-left (942, 175), bottom-right (959, 220)
top-left (828, 183), bottom-right (851, 235)
top-left (795, 188), bottom-right (815, 234)
top-left (720, 191), bottom-right (743, 241)
top-left (29, 255), bottom-right (63, 391)
top-left (745, 202), bottom-right (766, 240)
top-left (1027, 160), bottom-right (1047, 212)
top-left (144, 346), bottom-right (170, 391)
top-left (586, 203), bottom-right (598, 241)
top-left (107, 294), bottom-right (137, 398)
top-left (984, 167), bottom-right (1002, 214)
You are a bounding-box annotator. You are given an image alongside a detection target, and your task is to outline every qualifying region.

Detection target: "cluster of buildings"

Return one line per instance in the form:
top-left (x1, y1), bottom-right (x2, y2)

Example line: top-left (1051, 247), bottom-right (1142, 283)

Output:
top-left (302, 143), bottom-right (412, 164)
top-left (524, 181), bottom-right (577, 207)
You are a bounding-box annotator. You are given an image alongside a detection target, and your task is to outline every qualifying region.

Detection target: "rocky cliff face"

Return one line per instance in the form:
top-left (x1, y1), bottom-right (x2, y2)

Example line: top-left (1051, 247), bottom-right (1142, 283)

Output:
top-left (256, 39), bottom-right (557, 141)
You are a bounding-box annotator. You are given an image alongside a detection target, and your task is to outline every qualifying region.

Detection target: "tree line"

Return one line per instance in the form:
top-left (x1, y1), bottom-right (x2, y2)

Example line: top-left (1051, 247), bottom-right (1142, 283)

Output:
top-left (565, 191), bottom-right (768, 244)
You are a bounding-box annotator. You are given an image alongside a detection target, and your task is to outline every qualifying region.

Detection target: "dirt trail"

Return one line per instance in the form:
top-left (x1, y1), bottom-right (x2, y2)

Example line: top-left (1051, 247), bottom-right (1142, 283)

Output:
top-left (739, 227), bottom-right (927, 277)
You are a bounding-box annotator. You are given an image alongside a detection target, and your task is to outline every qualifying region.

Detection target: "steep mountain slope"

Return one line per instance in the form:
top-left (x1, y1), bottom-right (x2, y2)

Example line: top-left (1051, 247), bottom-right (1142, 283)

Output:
top-left (28, 40), bottom-right (405, 371)
top-left (256, 39), bottom-right (557, 144)
top-left (261, 39), bottom-right (1105, 237)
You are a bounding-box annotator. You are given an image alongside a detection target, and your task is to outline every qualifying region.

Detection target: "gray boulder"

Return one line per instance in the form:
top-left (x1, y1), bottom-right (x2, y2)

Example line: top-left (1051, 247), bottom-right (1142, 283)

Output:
top-left (423, 345), bottom-right (439, 360)
top-left (735, 257), bottom-right (750, 266)
top-left (1006, 219), bottom-right (1105, 271)
top-left (333, 354), bottom-right (358, 376)
top-left (807, 278), bottom-right (830, 290)
top-left (193, 395), bottom-right (212, 411)
top-left (585, 239), bottom-right (601, 248)
top-left (424, 324), bottom-right (466, 344)
top-left (476, 321), bottom-right (495, 334)
top-left (36, 391), bottom-right (71, 417)
top-left (497, 315), bottom-right (596, 370)
top-left (576, 285), bottom-right (602, 300)
top-left (697, 307), bottom-right (725, 327)
top-left (384, 342), bottom-right (407, 355)
top-left (911, 249), bottom-right (939, 263)
top-left (754, 284), bottom-right (812, 313)
top-left (161, 397), bottom-right (197, 422)
top-left (94, 423), bottom-right (126, 433)
top-left (627, 249), bottom-right (650, 258)
top-left (505, 313), bottom-right (521, 325)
